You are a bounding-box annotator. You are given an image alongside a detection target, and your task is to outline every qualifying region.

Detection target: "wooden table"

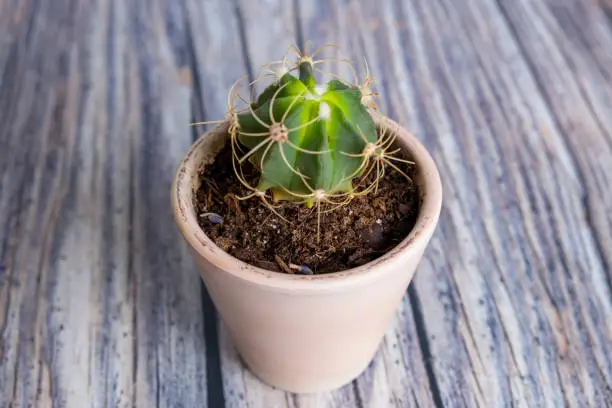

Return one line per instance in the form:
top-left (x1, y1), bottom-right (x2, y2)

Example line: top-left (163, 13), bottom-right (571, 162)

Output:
top-left (1, 0), bottom-right (611, 407)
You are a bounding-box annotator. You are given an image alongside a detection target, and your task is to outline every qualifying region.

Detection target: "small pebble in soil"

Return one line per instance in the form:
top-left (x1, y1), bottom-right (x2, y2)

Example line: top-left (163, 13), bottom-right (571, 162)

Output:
top-left (289, 263), bottom-right (314, 275)
top-left (200, 212), bottom-right (223, 224)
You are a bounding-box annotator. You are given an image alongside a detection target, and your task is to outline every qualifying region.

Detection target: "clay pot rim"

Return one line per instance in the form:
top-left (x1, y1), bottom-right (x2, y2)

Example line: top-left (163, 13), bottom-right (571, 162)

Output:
top-left (171, 115), bottom-right (442, 293)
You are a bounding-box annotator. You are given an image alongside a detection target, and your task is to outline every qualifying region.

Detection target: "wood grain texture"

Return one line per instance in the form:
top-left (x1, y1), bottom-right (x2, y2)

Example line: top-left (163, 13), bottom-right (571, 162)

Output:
top-left (1, 0), bottom-right (612, 407)
top-left (0, 0), bottom-right (209, 406)
top-left (347, 0), bottom-right (612, 406)
top-left (496, 0), bottom-right (612, 297)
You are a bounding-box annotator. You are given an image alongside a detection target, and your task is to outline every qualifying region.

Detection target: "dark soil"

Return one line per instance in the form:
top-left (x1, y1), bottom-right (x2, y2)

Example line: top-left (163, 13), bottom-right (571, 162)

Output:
top-left (194, 136), bottom-right (420, 274)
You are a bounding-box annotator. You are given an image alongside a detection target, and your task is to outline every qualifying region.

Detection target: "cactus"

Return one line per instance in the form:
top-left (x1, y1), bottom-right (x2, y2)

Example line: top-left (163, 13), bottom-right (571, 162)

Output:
top-left (194, 43), bottom-right (414, 238)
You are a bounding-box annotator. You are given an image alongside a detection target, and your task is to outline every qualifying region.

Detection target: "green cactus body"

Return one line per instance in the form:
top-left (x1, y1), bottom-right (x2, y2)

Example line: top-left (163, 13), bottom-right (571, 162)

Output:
top-left (234, 60), bottom-right (377, 205)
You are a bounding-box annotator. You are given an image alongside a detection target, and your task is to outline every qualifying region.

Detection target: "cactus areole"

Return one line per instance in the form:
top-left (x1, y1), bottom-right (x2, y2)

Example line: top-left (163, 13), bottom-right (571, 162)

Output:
top-left (228, 54), bottom-right (409, 210)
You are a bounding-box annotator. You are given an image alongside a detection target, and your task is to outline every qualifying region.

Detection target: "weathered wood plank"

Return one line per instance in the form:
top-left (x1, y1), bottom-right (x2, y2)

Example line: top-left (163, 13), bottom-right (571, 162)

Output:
top-left (235, 0), bottom-right (296, 77)
top-left (47, 2), bottom-right (136, 406)
top-left (348, 0), bottom-right (612, 406)
top-left (183, 0), bottom-right (248, 124)
top-left (0, 1), bottom-right (97, 405)
top-left (127, 0), bottom-right (210, 406)
top-left (0, 0), bottom-right (210, 406)
top-left (495, 0), bottom-right (612, 301)
top-left (2, 0), bottom-right (612, 407)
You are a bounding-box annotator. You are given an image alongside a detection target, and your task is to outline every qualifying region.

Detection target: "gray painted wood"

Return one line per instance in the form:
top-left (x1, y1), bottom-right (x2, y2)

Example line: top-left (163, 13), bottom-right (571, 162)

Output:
top-left (1, 0), bottom-right (611, 407)
top-left (0, 0), bottom-right (208, 406)
top-left (360, 0), bottom-right (612, 406)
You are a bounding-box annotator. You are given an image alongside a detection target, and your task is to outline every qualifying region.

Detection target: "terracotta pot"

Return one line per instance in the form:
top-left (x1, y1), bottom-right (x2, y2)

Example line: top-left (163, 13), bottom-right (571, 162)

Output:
top-left (171, 115), bottom-right (442, 393)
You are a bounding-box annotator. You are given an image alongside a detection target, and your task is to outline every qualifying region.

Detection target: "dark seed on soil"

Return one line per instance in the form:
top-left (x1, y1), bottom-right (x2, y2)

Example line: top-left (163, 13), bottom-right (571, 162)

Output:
top-left (289, 264), bottom-right (314, 275)
top-left (200, 212), bottom-right (223, 224)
